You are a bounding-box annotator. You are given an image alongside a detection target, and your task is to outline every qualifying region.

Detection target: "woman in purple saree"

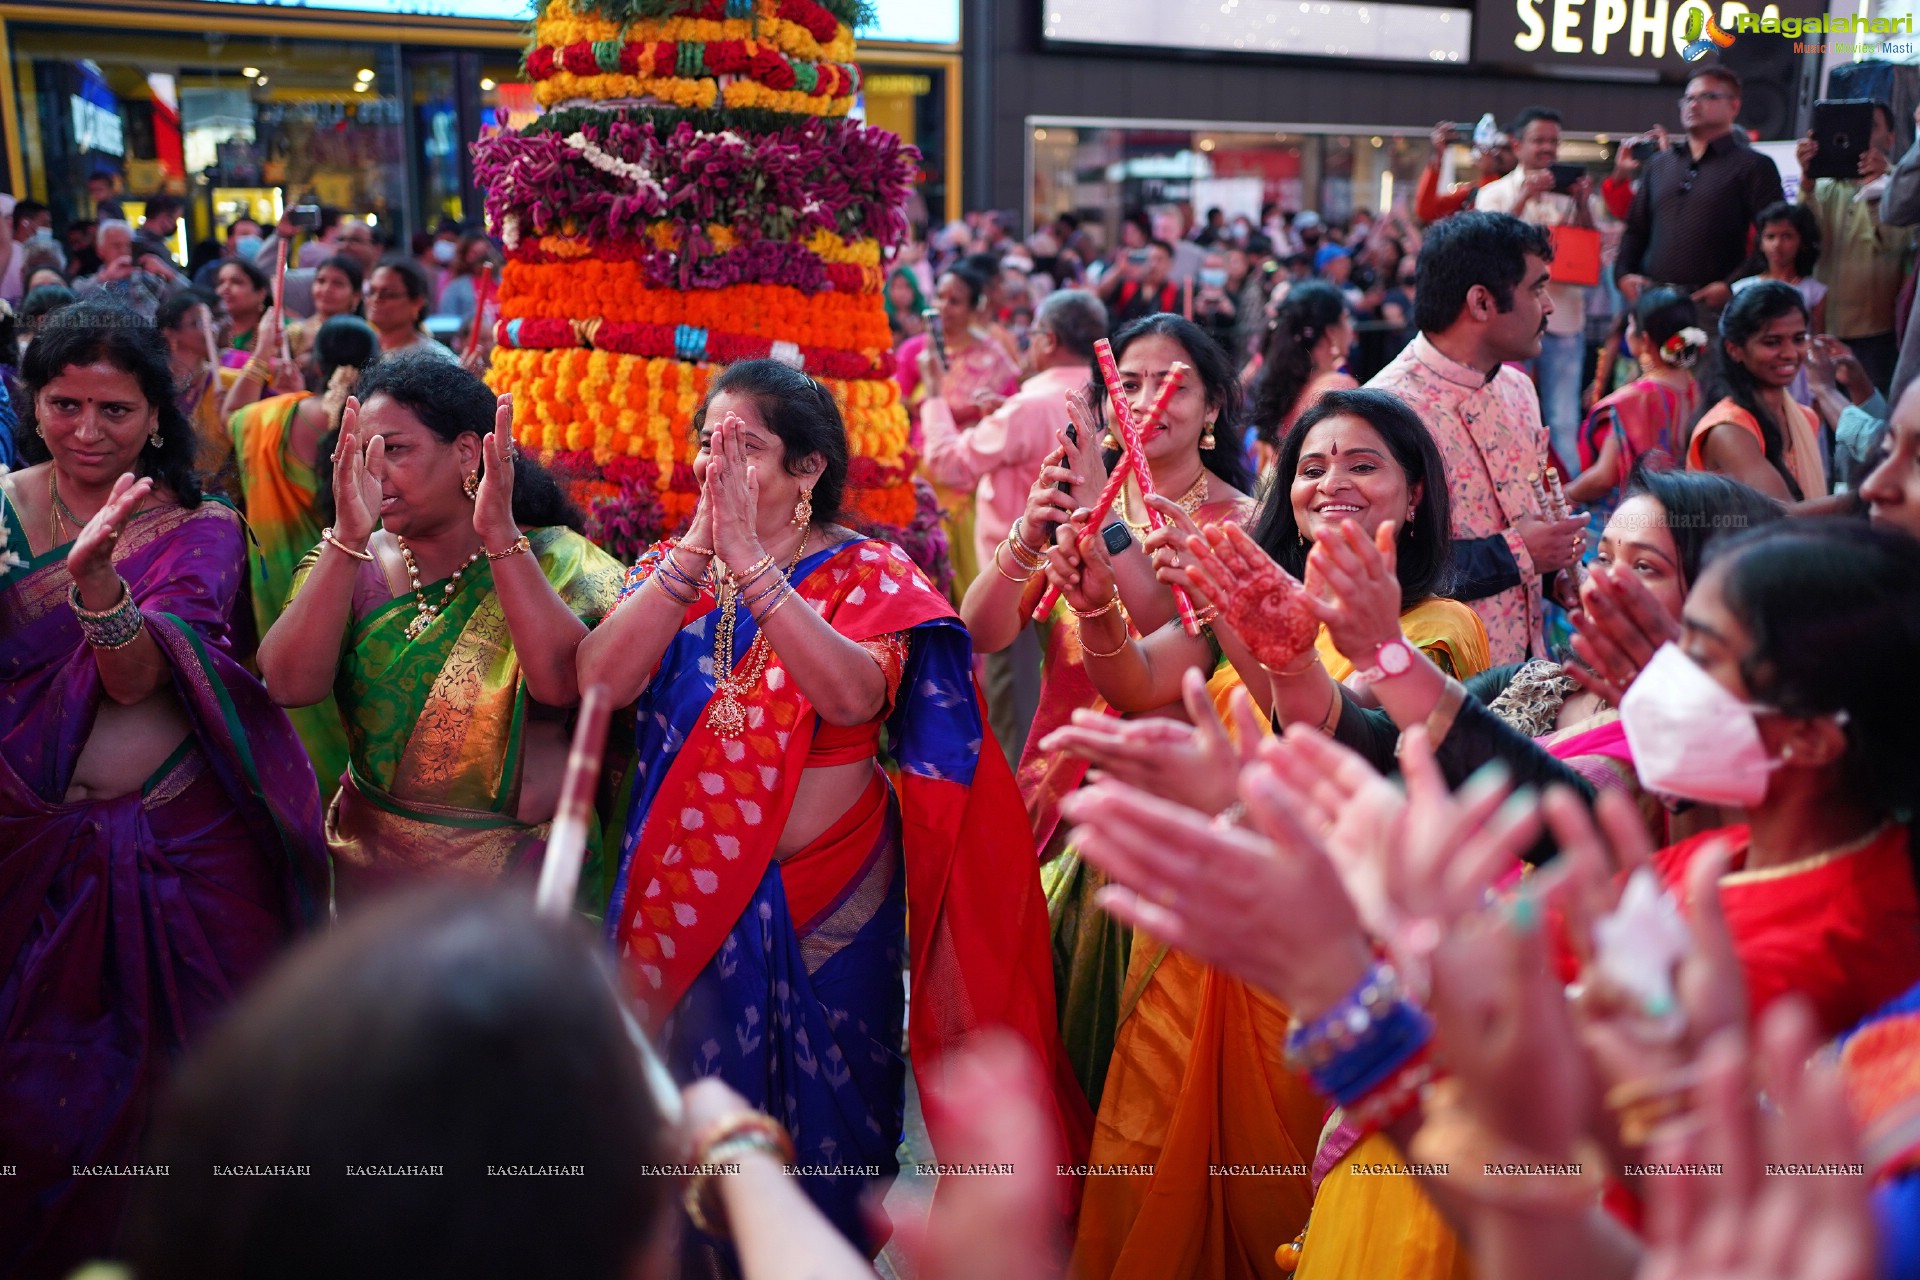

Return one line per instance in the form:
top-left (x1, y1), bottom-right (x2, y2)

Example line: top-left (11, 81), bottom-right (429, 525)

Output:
top-left (0, 301), bottom-right (329, 1279)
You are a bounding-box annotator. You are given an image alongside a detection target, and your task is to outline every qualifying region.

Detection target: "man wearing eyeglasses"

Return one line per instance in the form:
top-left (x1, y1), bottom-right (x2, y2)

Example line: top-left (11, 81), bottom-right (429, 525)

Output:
top-left (1616, 66), bottom-right (1784, 317)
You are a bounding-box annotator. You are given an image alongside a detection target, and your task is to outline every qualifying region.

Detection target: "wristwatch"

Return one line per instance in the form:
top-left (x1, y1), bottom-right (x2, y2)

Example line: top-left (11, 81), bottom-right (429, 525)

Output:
top-left (1358, 636), bottom-right (1416, 684)
top-left (1101, 522), bottom-right (1133, 556)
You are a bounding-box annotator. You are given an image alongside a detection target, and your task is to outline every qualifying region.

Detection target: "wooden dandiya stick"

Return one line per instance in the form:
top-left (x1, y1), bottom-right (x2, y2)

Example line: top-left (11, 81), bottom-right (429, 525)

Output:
top-left (1528, 470), bottom-right (1554, 519)
top-left (528, 687), bottom-right (686, 1124)
top-left (534, 683), bottom-right (613, 920)
top-left (463, 263), bottom-right (496, 361)
top-left (1544, 466), bottom-right (1570, 522)
top-left (201, 301), bottom-right (221, 373)
top-left (272, 236), bottom-right (292, 364)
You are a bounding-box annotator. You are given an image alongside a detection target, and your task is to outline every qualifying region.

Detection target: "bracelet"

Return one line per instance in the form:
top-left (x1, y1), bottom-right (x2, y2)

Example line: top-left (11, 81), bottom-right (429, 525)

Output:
top-left (657, 554), bottom-right (708, 596)
top-left (69, 580), bottom-right (145, 649)
top-left (682, 1111), bottom-right (796, 1239)
top-left (742, 569), bottom-right (788, 610)
top-left (1005, 536), bottom-right (1050, 574)
top-left (1268, 647), bottom-right (1321, 679)
top-left (993, 540), bottom-right (1035, 585)
top-left (675, 539), bottom-right (715, 559)
top-left (1345, 1046), bottom-right (1442, 1133)
top-left (1071, 592), bottom-right (1121, 621)
top-left (649, 570), bottom-right (697, 607)
top-left (722, 552), bottom-right (774, 587)
top-left (1079, 623), bottom-right (1129, 660)
top-left (1319, 679), bottom-right (1344, 734)
top-left (239, 358), bottom-right (273, 384)
top-left (1284, 963), bottom-right (1433, 1098)
top-left (1009, 517), bottom-right (1049, 561)
top-left (321, 527), bottom-right (375, 563)
top-left (486, 534), bottom-right (531, 561)
top-left (752, 583), bottom-right (796, 624)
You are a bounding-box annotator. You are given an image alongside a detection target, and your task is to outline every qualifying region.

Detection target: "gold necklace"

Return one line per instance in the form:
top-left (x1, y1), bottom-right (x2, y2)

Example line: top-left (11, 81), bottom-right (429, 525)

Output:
top-left (708, 527), bottom-right (811, 737)
top-left (397, 536), bottom-right (485, 640)
top-left (48, 468), bottom-right (86, 545)
top-left (1126, 471), bottom-right (1208, 540)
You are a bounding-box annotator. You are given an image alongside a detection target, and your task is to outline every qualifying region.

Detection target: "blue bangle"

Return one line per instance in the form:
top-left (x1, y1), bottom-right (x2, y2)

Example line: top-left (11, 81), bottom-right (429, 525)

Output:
top-left (1285, 962), bottom-right (1435, 1106)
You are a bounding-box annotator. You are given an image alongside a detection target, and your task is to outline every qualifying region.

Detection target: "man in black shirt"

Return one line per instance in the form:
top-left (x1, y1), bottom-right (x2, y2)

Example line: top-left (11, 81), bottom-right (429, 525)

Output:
top-left (1617, 65), bottom-right (1784, 313)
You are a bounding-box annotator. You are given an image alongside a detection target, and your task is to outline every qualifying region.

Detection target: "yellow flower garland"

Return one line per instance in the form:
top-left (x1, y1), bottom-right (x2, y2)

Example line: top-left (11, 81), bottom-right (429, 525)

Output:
top-left (535, 3), bottom-right (856, 65)
top-left (533, 70), bottom-right (851, 116)
top-left (491, 348), bottom-right (909, 476)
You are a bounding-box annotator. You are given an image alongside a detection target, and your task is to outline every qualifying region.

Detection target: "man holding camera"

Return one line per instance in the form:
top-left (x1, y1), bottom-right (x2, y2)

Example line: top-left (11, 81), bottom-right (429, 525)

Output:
top-left (1108, 239), bottom-right (1180, 327)
top-left (1415, 121), bottom-right (1516, 223)
top-left (1797, 102), bottom-right (1909, 394)
top-left (1473, 106), bottom-right (1604, 469)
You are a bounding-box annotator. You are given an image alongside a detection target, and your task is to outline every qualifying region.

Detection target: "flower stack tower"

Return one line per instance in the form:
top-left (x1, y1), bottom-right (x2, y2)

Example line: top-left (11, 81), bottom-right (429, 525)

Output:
top-left (475, 0), bottom-right (925, 562)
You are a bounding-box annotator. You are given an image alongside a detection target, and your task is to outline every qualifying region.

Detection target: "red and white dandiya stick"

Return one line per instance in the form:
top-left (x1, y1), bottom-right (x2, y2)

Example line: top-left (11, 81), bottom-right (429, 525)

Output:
top-left (272, 237), bottom-right (292, 364)
top-left (463, 263), bottom-right (496, 361)
top-left (1030, 352), bottom-right (1192, 625)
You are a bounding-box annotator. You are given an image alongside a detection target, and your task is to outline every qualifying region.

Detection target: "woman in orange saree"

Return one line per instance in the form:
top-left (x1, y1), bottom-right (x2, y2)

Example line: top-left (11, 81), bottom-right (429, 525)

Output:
top-left (580, 359), bottom-right (1087, 1276)
top-left (1045, 388), bottom-right (1483, 1280)
top-left (960, 314), bottom-right (1255, 1118)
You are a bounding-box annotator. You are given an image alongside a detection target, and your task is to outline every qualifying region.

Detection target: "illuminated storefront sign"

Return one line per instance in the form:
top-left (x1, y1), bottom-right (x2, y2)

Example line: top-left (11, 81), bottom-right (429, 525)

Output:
top-left (1474, 0), bottom-right (1826, 66)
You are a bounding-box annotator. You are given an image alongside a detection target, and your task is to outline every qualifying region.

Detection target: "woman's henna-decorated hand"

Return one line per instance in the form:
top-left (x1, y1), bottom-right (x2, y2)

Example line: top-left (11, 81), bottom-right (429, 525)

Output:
top-left (1185, 521), bottom-right (1318, 670)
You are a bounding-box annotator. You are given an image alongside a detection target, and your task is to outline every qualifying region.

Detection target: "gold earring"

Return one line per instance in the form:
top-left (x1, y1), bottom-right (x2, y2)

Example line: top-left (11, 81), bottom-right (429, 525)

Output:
top-left (792, 485), bottom-right (814, 530)
top-left (463, 471), bottom-right (480, 500)
top-left (148, 431), bottom-right (163, 448)
top-left (35, 425), bottom-right (44, 438)
top-left (1200, 420), bottom-right (1217, 450)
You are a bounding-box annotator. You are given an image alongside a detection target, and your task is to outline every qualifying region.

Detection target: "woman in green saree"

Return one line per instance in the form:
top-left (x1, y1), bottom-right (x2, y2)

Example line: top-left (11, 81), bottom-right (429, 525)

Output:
top-left (258, 352), bottom-right (625, 907)
top-left (229, 314), bottom-right (378, 797)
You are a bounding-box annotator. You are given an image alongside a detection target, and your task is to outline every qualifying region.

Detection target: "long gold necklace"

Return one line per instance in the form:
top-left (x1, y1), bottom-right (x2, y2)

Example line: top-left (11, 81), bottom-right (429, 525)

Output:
top-left (708, 527), bottom-right (810, 737)
top-left (397, 536), bottom-right (484, 640)
top-left (48, 468), bottom-right (85, 545)
top-left (1126, 471), bottom-right (1208, 541)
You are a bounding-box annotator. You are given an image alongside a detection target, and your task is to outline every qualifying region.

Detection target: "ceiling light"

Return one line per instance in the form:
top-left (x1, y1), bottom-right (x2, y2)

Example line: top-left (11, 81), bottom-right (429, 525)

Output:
top-left (353, 82), bottom-right (368, 93)
top-left (255, 75), bottom-right (268, 86)
top-left (357, 68), bottom-right (374, 81)
top-left (242, 66), bottom-right (259, 78)
top-left (480, 77), bottom-right (496, 90)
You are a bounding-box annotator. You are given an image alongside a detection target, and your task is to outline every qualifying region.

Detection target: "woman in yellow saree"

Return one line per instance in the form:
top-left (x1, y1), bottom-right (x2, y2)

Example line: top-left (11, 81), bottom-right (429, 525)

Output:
top-left (1040, 389), bottom-right (1488, 1280)
top-left (959, 313), bottom-right (1255, 1117)
top-left (258, 353), bottom-right (624, 906)
top-left (228, 315), bottom-right (378, 796)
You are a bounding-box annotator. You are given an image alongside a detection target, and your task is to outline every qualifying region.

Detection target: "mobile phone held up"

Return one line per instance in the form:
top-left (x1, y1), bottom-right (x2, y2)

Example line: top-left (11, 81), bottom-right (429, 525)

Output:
top-left (289, 204), bottom-right (324, 231)
top-left (1628, 137), bottom-right (1661, 163)
top-left (1549, 163), bottom-right (1586, 195)
top-left (922, 308), bottom-right (946, 365)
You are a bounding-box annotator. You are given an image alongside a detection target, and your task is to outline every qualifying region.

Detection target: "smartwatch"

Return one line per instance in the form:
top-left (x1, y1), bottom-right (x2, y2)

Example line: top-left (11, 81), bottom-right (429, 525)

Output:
top-left (1101, 522), bottom-right (1133, 556)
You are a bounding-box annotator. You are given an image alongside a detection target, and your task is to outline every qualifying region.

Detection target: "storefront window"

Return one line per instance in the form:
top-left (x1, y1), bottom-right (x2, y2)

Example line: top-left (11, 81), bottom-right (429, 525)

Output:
top-left (856, 60), bottom-right (953, 228)
top-left (1031, 121), bottom-right (1437, 240)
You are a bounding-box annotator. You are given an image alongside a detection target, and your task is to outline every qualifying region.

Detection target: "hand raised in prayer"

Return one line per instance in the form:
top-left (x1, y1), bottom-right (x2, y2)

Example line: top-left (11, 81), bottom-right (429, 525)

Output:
top-left (1306, 520), bottom-right (1406, 671)
top-left (1039, 669), bottom-right (1266, 818)
top-left (473, 392), bottom-right (520, 553)
top-left (1061, 761), bottom-right (1375, 1021)
top-left (1179, 521), bottom-right (1318, 671)
top-left (706, 413), bottom-right (764, 577)
top-left (66, 472), bottom-right (153, 606)
top-left (1634, 1001), bottom-right (1873, 1280)
top-left (1566, 560), bottom-right (1680, 705)
top-left (1042, 509), bottom-right (1116, 615)
top-left (329, 396), bottom-right (384, 548)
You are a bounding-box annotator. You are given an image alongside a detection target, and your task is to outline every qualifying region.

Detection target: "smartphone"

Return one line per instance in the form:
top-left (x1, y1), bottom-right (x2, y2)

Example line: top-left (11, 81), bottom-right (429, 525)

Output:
top-left (1446, 122), bottom-right (1476, 142)
top-left (1199, 267), bottom-right (1229, 288)
top-left (1809, 99), bottom-right (1877, 181)
top-left (1549, 163), bottom-right (1586, 194)
top-left (1628, 137), bottom-right (1660, 163)
top-left (922, 309), bottom-right (946, 365)
top-left (1126, 249), bottom-right (1150, 267)
top-left (289, 204), bottom-right (324, 231)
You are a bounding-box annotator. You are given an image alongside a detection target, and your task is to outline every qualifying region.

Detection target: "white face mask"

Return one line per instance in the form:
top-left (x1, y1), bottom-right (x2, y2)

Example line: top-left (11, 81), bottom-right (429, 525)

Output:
top-left (432, 239), bottom-right (457, 265)
top-left (1621, 642), bottom-right (1780, 808)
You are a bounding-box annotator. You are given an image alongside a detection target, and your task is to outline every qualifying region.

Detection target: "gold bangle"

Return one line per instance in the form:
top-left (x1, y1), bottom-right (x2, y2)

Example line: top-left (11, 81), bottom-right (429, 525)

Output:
top-left (321, 527), bottom-right (375, 562)
top-left (1080, 626), bottom-right (1130, 660)
top-left (676, 540), bottom-right (715, 559)
top-left (1071, 592), bottom-right (1121, 620)
top-left (486, 534), bottom-right (532, 561)
top-left (993, 548), bottom-right (1035, 585)
top-left (1268, 648), bottom-right (1321, 678)
top-left (1010, 517), bottom-right (1049, 560)
top-left (1319, 679), bottom-right (1344, 734)
top-left (721, 552), bottom-right (774, 585)
top-left (754, 584), bottom-right (796, 625)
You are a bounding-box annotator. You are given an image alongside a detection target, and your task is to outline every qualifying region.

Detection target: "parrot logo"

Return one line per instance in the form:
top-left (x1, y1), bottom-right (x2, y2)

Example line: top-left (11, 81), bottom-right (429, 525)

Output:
top-left (1681, 9), bottom-right (1738, 60)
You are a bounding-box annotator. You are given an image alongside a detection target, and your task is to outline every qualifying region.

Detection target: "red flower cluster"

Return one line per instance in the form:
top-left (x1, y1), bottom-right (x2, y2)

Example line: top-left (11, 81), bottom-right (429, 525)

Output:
top-left (498, 314), bottom-right (893, 381)
top-left (668, 0), bottom-right (842, 43)
top-left (536, 39), bottom-right (855, 99)
top-left (507, 237), bottom-right (878, 295)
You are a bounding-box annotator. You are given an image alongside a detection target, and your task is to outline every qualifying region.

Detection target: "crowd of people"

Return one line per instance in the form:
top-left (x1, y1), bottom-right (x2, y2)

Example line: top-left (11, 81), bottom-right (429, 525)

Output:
top-left (4, 56), bottom-right (1920, 1280)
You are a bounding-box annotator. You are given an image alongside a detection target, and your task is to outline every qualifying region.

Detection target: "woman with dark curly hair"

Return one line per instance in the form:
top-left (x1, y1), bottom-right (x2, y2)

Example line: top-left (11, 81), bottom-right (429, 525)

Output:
top-left (0, 300), bottom-right (329, 1279)
top-left (258, 352), bottom-right (623, 906)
